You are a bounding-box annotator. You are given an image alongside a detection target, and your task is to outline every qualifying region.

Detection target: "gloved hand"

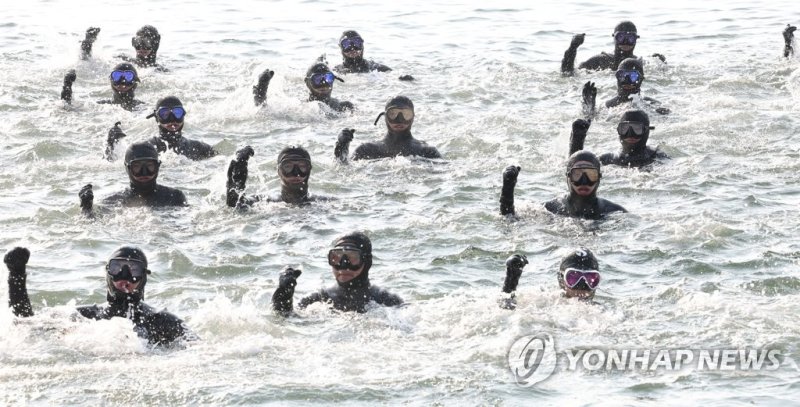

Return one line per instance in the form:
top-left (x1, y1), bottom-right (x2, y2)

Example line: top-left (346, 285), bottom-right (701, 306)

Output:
top-left (61, 70), bottom-right (76, 103)
top-left (84, 27), bottom-right (100, 43)
top-left (503, 165), bottom-right (521, 185)
top-left (78, 184), bottom-right (94, 211)
top-left (582, 81), bottom-right (597, 112)
top-left (278, 267), bottom-right (302, 289)
top-left (107, 122), bottom-right (127, 144)
top-left (570, 33), bottom-right (585, 49)
top-left (257, 69), bottom-right (274, 87)
top-left (227, 146), bottom-right (254, 190)
top-left (651, 53), bottom-right (666, 63)
top-left (503, 254), bottom-right (528, 293)
top-left (398, 74), bottom-right (415, 81)
top-left (784, 24), bottom-right (797, 57)
top-left (253, 69), bottom-right (274, 105)
top-left (4, 247), bottom-right (30, 275)
top-left (338, 128), bottom-right (355, 144)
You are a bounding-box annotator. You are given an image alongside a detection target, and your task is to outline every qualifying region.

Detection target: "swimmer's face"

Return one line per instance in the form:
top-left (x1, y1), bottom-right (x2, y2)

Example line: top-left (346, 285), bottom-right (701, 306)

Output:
top-left (621, 83), bottom-right (640, 93)
top-left (388, 121), bottom-right (411, 132)
top-left (332, 263), bottom-right (364, 283)
top-left (618, 44), bottom-right (635, 52)
top-left (159, 122), bottom-right (183, 133)
top-left (343, 48), bottom-right (363, 59)
top-left (568, 161), bottom-right (599, 196)
top-left (136, 48), bottom-right (153, 58)
top-left (112, 83), bottom-right (134, 93)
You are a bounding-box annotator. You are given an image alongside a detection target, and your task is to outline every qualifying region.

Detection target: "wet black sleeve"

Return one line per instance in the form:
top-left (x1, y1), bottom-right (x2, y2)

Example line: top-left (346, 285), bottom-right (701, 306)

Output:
top-left (605, 95), bottom-right (624, 109)
top-left (642, 97), bottom-right (670, 115)
top-left (569, 119), bottom-right (591, 156)
top-left (79, 27), bottom-right (100, 60)
top-left (500, 166), bottom-right (520, 216)
top-left (370, 61), bottom-right (392, 72)
top-left (579, 53), bottom-right (614, 71)
top-left (5, 248), bottom-right (34, 317)
top-left (180, 139), bottom-right (217, 160)
top-left (76, 304), bottom-right (107, 320)
top-left (599, 198), bottom-right (627, 215)
top-left (141, 309), bottom-right (188, 345)
top-left (272, 268), bottom-right (302, 316)
top-left (352, 142), bottom-right (385, 161)
top-left (544, 197), bottom-right (566, 215)
top-left (370, 286), bottom-right (403, 307)
top-left (417, 145), bottom-right (442, 159)
top-left (297, 291), bottom-right (326, 309)
top-left (598, 152), bottom-right (617, 166)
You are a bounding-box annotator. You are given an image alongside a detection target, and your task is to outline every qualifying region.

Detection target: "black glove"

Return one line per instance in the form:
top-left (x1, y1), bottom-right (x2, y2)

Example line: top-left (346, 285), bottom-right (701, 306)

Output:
top-left (503, 254), bottom-right (528, 293)
top-left (4, 247), bottom-right (30, 275)
top-left (651, 53), bottom-right (666, 63)
top-left (80, 27), bottom-right (100, 58)
top-left (278, 267), bottom-right (302, 289)
top-left (338, 128), bottom-right (355, 144)
top-left (569, 33), bottom-right (585, 49)
top-left (503, 165), bottom-right (520, 185)
top-left (227, 146), bottom-right (254, 191)
top-left (107, 122), bottom-right (127, 144)
top-left (570, 118), bottom-right (591, 154)
top-left (784, 24), bottom-right (797, 57)
top-left (79, 184), bottom-right (94, 211)
top-left (582, 81), bottom-right (596, 112)
top-left (253, 69), bottom-right (274, 105)
top-left (398, 74), bottom-right (415, 81)
top-left (61, 70), bottom-right (76, 103)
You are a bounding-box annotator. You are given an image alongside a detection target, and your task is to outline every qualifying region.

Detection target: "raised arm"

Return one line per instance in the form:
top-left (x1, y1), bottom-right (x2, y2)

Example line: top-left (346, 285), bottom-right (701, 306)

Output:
top-left (104, 122), bottom-right (127, 161)
top-left (334, 128), bottom-right (355, 163)
top-left (561, 34), bottom-right (585, 75)
top-left (500, 254), bottom-right (528, 310)
top-left (569, 119), bottom-right (591, 156)
top-left (78, 184), bottom-right (94, 218)
top-left (253, 69), bottom-right (274, 106)
top-left (226, 146), bottom-right (260, 208)
top-left (271, 267), bottom-right (302, 316)
top-left (79, 27), bottom-right (100, 60)
top-left (5, 247), bottom-right (33, 317)
top-left (581, 81), bottom-right (597, 119)
top-left (784, 24), bottom-right (797, 58)
top-left (500, 165), bottom-right (520, 216)
top-left (61, 70), bottom-right (76, 105)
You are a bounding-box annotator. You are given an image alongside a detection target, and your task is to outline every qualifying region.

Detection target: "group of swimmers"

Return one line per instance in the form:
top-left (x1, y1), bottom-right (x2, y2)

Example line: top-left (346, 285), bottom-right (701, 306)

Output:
top-left (5, 21), bottom-right (798, 346)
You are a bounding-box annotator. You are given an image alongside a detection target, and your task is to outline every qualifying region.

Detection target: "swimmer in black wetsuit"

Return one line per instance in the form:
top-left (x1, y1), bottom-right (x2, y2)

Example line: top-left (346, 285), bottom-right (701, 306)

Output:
top-left (334, 96), bottom-right (441, 162)
top-left (561, 20), bottom-right (665, 74)
top-left (500, 151), bottom-right (626, 220)
top-left (80, 141), bottom-right (187, 217)
top-left (271, 232), bottom-right (403, 315)
top-left (143, 96), bottom-right (217, 160)
top-left (333, 30), bottom-right (391, 74)
top-left (500, 248), bottom-right (602, 310)
top-left (784, 24), bottom-right (797, 58)
top-left (582, 58), bottom-right (669, 117)
top-left (252, 58), bottom-right (353, 112)
top-left (226, 145), bottom-right (330, 209)
top-left (78, 25), bottom-right (167, 70)
top-left (4, 246), bottom-right (190, 346)
top-left (569, 110), bottom-right (668, 168)
top-left (60, 63), bottom-right (146, 111)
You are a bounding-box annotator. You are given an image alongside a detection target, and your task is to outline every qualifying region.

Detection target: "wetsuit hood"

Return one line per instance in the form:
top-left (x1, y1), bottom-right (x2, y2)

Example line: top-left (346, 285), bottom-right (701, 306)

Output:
top-left (110, 62), bottom-right (140, 100)
top-left (557, 247), bottom-right (599, 291)
top-left (151, 95), bottom-right (185, 141)
top-left (614, 21), bottom-right (638, 34)
top-left (380, 95), bottom-right (415, 138)
top-left (618, 109), bottom-right (651, 153)
top-left (124, 141), bottom-right (160, 191)
top-left (339, 30), bottom-right (366, 66)
top-left (105, 246), bottom-right (149, 303)
top-left (613, 20), bottom-right (638, 61)
top-left (132, 25), bottom-right (161, 66)
top-left (333, 231), bottom-right (372, 288)
top-left (566, 150), bottom-right (602, 203)
top-left (616, 57), bottom-right (644, 97)
top-left (277, 145), bottom-right (312, 200)
top-left (305, 60), bottom-right (334, 100)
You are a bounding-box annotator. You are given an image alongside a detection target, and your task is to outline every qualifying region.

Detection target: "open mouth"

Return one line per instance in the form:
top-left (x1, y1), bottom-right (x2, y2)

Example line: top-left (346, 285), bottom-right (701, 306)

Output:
top-left (162, 123), bottom-right (182, 132)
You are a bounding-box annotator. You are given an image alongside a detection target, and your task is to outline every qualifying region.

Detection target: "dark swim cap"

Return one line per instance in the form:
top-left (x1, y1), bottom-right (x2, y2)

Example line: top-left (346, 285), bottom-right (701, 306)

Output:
top-left (386, 95), bottom-right (414, 111)
top-left (339, 30), bottom-right (362, 46)
top-left (155, 96), bottom-right (182, 109)
top-left (557, 247), bottom-right (600, 290)
top-left (277, 146), bottom-right (311, 164)
top-left (133, 25), bottom-right (161, 51)
top-left (124, 141), bottom-right (159, 164)
top-left (614, 21), bottom-right (638, 33)
top-left (106, 246), bottom-right (149, 301)
top-left (566, 150), bottom-right (601, 172)
top-left (306, 62), bottom-right (330, 78)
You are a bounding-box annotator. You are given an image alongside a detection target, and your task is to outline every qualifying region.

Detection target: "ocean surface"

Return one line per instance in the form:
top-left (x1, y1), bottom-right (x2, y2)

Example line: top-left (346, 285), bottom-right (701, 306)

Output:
top-left (1, 0), bottom-right (800, 405)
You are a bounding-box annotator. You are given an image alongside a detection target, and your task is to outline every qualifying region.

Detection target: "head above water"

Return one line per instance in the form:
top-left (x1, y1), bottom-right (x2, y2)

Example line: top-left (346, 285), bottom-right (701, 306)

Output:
top-left (109, 62), bottom-right (140, 95)
top-left (566, 150), bottom-right (602, 198)
top-left (276, 146), bottom-right (312, 187)
top-left (124, 141), bottom-right (160, 189)
top-left (305, 60), bottom-right (336, 97)
top-left (617, 109), bottom-right (653, 152)
top-left (339, 30), bottom-right (365, 59)
top-left (612, 20), bottom-right (639, 54)
top-left (105, 246), bottom-right (150, 302)
top-left (558, 247), bottom-right (601, 299)
top-left (375, 95), bottom-right (415, 135)
top-left (330, 231), bottom-right (373, 287)
top-left (149, 96), bottom-right (186, 137)
top-left (132, 25), bottom-right (161, 62)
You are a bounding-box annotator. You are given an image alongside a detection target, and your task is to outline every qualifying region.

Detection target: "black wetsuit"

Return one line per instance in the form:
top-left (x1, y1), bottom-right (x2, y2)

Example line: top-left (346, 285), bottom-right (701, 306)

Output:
top-left (569, 116), bottom-right (668, 168)
top-left (309, 93), bottom-right (354, 113)
top-left (344, 130), bottom-right (441, 160)
top-left (499, 255), bottom-right (528, 310)
top-left (5, 247), bottom-right (188, 346)
top-left (147, 131), bottom-right (216, 161)
top-left (334, 57), bottom-right (391, 74)
top-left (561, 34), bottom-right (637, 74)
top-left (96, 93), bottom-right (146, 111)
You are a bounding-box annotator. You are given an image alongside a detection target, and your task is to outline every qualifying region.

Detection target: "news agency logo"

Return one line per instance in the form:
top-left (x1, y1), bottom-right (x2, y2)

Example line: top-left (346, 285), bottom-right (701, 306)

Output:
top-left (508, 333), bottom-right (799, 387)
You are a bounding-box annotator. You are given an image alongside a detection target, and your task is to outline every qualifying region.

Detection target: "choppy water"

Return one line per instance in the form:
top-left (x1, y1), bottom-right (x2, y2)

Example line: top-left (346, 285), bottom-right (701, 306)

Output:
top-left (2, 0), bottom-right (800, 405)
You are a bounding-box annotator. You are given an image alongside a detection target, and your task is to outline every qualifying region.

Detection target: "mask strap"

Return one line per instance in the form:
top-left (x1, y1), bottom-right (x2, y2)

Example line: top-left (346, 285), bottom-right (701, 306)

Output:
top-left (373, 112), bottom-right (385, 126)
top-left (334, 76), bottom-right (345, 83)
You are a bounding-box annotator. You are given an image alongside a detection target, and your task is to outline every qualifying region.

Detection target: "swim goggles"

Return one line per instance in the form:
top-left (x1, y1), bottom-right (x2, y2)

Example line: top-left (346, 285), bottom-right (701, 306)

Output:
top-left (613, 31), bottom-right (639, 45)
top-left (386, 107), bottom-right (414, 123)
top-left (617, 121), bottom-right (651, 137)
top-left (563, 268), bottom-right (601, 289)
top-left (107, 258), bottom-right (147, 281)
top-left (278, 158), bottom-right (312, 177)
top-left (328, 246), bottom-right (365, 270)
top-left (309, 72), bottom-right (336, 87)
top-left (110, 70), bottom-right (136, 84)
top-left (156, 106), bottom-right (186, 122)
top-left (567, 167), bottom-right (600, 184)
top-left (340, 37), bottom-right (364, 51)
top-left (127, 159), bottom-right (159, 177)
top-left (615, 69), bottom-right (641, 84)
